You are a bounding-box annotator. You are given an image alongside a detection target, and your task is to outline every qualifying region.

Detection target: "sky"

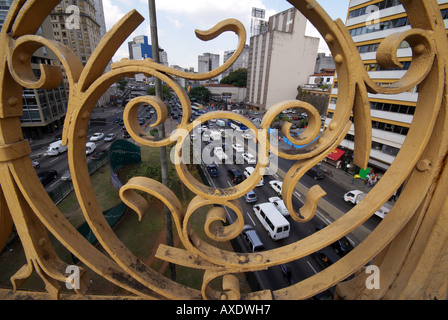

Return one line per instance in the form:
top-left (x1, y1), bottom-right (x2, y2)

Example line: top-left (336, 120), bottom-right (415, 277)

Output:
top-left (102, 0), bottom-right (351, 71)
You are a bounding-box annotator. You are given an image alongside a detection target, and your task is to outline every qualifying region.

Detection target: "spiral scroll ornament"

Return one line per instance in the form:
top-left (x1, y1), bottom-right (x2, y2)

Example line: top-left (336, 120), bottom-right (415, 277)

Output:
top-left (0, 0), bottom-right (447, 300)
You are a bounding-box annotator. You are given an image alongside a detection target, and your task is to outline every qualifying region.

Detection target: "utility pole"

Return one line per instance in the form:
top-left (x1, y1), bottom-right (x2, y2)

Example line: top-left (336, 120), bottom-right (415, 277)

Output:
top-left (148, 0), bottom-right (176, 281)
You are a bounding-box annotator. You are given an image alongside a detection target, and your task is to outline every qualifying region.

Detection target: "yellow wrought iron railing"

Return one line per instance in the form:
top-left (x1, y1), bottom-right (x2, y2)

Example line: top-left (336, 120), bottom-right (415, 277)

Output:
top-left (0, 0), bottom-right (447, 300)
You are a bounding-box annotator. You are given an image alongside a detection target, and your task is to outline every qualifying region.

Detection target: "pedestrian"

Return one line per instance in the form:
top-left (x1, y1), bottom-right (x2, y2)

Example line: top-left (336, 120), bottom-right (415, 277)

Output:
top-left (336, 160), bottom-right (342, 169)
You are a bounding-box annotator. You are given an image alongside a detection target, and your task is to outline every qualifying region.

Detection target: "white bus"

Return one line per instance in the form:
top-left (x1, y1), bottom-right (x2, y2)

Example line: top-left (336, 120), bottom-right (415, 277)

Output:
top-left (253, 203), bottom-right (290, 240)
top-left (229, 120), bottom-right (248, 132)
top-left (216, 119), bottom-right (226, 127)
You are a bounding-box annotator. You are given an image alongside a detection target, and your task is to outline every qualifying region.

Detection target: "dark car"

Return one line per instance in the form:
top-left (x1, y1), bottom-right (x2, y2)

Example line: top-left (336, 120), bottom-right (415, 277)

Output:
top-left (92, 149), bottom-right (106, 160)
top-left (315, 225), bottom-right (353, 256)
top-left (314, 247), bottom-right (341, 269)
top-left (306, 166), bottom-right (324, 180)
top-left (206, 164), bottom-right (219, 177)
top-left (227, 169), bottom-right (244, 183)
top-left (38, 170), bottom-right (58, 186)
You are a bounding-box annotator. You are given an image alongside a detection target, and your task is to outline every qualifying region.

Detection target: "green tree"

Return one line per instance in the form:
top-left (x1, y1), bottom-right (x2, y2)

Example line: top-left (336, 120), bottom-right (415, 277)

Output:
top-left (117, 79), bottom-right (128, 91)
top-left (190, 86), bottom-right (211, 103)
top-left (147, 85), bottom-right (172, 100)
top-left (220, 68), bottom-right (247, 87)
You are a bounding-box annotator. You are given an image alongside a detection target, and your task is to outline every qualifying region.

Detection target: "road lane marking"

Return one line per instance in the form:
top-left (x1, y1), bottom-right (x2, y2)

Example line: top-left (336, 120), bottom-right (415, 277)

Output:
top-left (246, 211), bottom-right (256, 225)
top-left (306, 260), bottom-right (318, 274)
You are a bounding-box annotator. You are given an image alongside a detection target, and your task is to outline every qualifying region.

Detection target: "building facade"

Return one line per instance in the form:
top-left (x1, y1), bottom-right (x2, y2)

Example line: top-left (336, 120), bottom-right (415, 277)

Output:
top-left (221, 44), bottom-right (250, 79)
top-left (246, 7), bottom-right (320, 110)
top-left (50, 0), bottom-right (112, 107)
top-left (128, 35), bottom-right (153, 60)
top-left (198, 52), bottom-right (220, 82)
top-left (325, 0), bottom-right (448, 173)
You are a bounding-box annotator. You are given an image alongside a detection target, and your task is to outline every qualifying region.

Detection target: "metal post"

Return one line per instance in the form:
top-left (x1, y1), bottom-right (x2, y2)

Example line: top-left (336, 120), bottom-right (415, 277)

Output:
top-left (148, 0), bottom-right (176, 281)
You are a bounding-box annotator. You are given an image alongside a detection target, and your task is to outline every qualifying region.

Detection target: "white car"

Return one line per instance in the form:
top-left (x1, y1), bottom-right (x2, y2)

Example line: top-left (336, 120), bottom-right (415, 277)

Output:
top-left (214, 146), bottom-right (228, 161)
top-left (242, 132), bottom-right (254, 139)
top-left (104, 133), bottom-right (115, 142)
top-left (90, 132), bottom-right (104, 141)
top-left (268, 196), bottom-right (290, 217)
top-left (242, 152), bottom-right (256, 164)
top-left (232, 143), bottom-right (244, 153)
top-left (269, 180), bottom-right (283, 196)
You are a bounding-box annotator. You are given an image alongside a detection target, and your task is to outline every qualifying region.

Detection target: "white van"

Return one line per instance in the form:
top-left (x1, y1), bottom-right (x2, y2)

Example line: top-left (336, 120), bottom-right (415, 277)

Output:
top-left (243, 166), bottom-right (264, 187)
top-left (253, 203), bottom-right (290, 240)
top-left (210, 130), bottom-right (221, 141)
top-left (46, 140), bottom-right (68, 156)
top-left (86, 142), bottom-right (97, 155)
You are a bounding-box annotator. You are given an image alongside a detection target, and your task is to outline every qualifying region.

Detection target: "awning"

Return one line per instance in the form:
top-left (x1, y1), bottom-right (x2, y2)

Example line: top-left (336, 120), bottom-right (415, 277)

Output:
top-left (327, 148), bottom-right (345, 161)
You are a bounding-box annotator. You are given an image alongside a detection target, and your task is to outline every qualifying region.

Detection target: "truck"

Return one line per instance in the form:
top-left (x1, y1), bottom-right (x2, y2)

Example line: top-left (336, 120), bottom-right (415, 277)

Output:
top-left (344, 190), bottom-right (392, 219)
top-left (343, 190), bottom-right (365, 205)
top-left (45, 140), bottom-right (68, 156)
top-left (86, 142), bottom-right (97, 155)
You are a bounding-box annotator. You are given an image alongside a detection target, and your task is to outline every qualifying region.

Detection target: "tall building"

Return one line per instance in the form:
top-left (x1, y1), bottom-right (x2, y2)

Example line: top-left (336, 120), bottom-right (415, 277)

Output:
top-left (50, 0), bottom-right (112, 107)
top-left (128, 35), bottom-right (153, 60)
top-left (0, 0), bottom-right (13, 31)
top-left (1, 2), bottom-right (69, 139)
top-left (198, 52), bottom-right (220, 82)
top-left (325, 0), bottom-right (448, 173)
top-left (221, 44), bottom-right (250, 80)
top-left (246, 7), bottom-right (320, 110)
top-left (22, 20), bottom-right (69, 140)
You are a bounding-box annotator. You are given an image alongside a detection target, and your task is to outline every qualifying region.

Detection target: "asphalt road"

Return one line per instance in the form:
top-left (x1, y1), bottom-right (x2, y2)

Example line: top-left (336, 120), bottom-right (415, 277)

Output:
top-left (33, 101), bottom-right (373, 295)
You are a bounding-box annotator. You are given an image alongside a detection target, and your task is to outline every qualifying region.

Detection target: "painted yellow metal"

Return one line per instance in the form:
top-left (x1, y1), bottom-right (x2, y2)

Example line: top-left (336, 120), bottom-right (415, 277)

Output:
top-left (0, 0), bottom-right (446, 300)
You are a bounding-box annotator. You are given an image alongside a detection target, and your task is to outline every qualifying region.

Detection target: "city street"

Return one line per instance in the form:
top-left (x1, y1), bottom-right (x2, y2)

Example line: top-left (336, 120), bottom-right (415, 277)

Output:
top-left (30, 94), bottom-right (378, 296)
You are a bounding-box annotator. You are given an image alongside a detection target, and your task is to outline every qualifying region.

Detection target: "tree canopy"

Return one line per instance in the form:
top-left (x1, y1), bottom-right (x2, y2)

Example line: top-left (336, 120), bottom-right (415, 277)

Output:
top-left (147, 85), bottom-right (172, 100)
top-left (189, 86), bottom-right (211, 103)
top-left (220, 68), bottom-right (247, 87)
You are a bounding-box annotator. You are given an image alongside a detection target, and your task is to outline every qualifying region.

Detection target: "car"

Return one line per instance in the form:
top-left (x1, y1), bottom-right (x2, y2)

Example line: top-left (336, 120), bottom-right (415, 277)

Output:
top-left (38, 170), bottom-right (58, 186)
top-left (89, 132), bottom-right (104, 141)
top-left (61, 170), bottom-right (71, 181)
top-left (206, 164), bottom-right (219, 177)
top-left (214, 146), bottom-right (228, 161)
top-left (241, 225), bottom-right (264, 252)
top-left (269, 180), bottom-right (283, 196)
top-left (244, 190), bottom-right (258, 203)
top-left (227, 169), bottom-right (244, 184)
top-left (243, 166), bottom-right (264, 187)
top-left (306, 166), bottom-right (324, 180)
top-left (314, 247), bottom-right (341, 269)
top-left (242, 132), bottom-right (253, 139)
top-left (242, 152), bottom-right (256, 164)
top-left (268, 196), bottom-right (290, 217)
top-left (32, 160), bottom-right (40, 169)
top-left (232, 143), bottom-right (244, 153)
top-left (104, 133), bottom-right (115, 142)
top-left (315, 225), bottom-right (353, 256)
top-left (91, 149), bottom-right (106, 160)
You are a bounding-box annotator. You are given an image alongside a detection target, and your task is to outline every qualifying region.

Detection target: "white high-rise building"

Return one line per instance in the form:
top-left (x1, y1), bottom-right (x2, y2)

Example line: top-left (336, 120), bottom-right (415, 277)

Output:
top-left (246, 7), bottom-right (320, 110)
top-left (325, 0), bottom-right (448, 173)
top-left (198, 52), bottom-right (220, 82)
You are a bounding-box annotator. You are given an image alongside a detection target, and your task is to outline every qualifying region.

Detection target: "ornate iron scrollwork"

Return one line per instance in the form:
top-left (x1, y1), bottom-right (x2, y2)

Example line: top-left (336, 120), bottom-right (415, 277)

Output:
top-left (0, 0), bottom-right (447, 300)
